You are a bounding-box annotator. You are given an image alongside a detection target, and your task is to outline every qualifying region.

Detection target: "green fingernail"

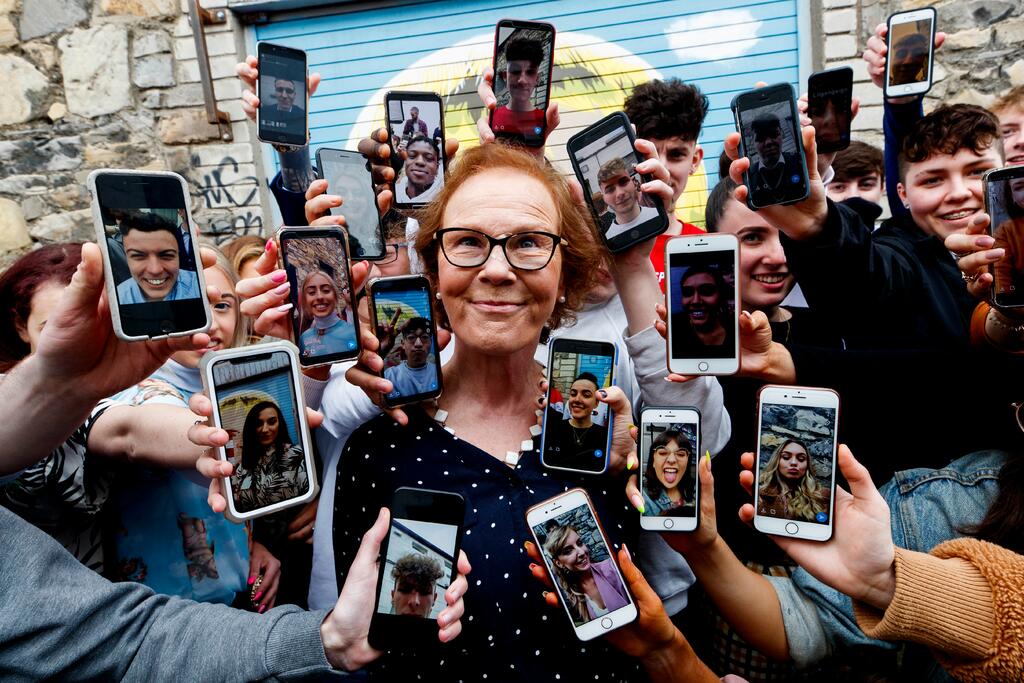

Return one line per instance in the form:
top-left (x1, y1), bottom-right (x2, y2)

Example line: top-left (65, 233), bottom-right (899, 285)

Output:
top-left (638, 503), bottom-right (645, 514)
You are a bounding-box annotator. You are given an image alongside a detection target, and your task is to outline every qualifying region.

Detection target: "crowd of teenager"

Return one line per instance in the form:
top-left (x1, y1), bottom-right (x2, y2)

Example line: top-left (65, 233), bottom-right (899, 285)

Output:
top-left (2, 16), bottom-right (1024, 683)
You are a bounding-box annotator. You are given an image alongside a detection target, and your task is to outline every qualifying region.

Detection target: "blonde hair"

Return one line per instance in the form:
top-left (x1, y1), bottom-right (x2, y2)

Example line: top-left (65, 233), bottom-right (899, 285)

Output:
top-left (200, 240), bottom-right (250, 350)
top-left (542, 524), bottom-right (590, 624)
top-left (758, 438), bottom-right (827, 522)
top-left (413, 143), bottom-right (603, 330)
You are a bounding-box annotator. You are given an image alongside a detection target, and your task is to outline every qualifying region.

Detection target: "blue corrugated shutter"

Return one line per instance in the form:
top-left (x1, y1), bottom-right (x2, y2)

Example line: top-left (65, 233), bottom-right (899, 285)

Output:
top-left (253, 0), bottom-right (808, 227)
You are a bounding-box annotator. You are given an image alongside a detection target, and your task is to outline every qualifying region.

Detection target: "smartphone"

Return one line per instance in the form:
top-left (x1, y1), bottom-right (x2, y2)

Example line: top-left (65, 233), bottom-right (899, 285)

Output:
top-left (984, 166), bottom-right (1024, 308)
top-left (807, 67), bottom-right (853, 154)
top-left (87, 169), bottom-right (210, 341)
top-left (540, 338), bottom-right (616, 475)
top-left (384, 91), bottom-right (446, 209)
top-left (489, 19), bottom-right (556, 148)
top-left (200, 341), bottom-right (318, 523)
top-left (638, 407), bottom-right (700, 532)
top-left (731, 83), bottom-right (810, 209)
top-left (257, 42), bottom-right (308, 148)
top-left (368, 487), bottom-right (465, 650)
top-left (315, 148), bottom-right (386, 260)
top-left (665, 234), bottom-right (739, 375)
top-left (884, 8), bottom-right (936, 99)
top-left (753, 385), bottom-right (839, 542)
top-left (566, 111), bottom-right (669, 253)
top-left (526, 488), bottom-right (637, 640)
top-left (367, 275), bottom-right (443, 408)
top-left (277, 226), bottom-right (360, 365)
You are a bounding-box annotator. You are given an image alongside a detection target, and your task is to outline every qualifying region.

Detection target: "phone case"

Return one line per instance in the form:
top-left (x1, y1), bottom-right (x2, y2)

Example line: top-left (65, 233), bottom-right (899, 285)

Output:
top-left (638, 406), bottom-right (702, 531)
top-left (883, 8), bottom-right (936, 99)
top-left (256, 43), bottom-right (310, 147)
top-left (87, 169), bottom-right (212, 342)
top-left (314, 147), bottom-right (387, 261)
top-left (730, 83), bottom-right (810, 210)
top-left (200, 341), bottom-right (319, 524)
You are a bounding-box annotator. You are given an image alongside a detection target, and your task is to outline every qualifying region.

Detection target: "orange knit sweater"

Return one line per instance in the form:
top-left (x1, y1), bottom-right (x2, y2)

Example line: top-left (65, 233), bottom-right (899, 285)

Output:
top-left (853, 538), bottom-right (1024, 682)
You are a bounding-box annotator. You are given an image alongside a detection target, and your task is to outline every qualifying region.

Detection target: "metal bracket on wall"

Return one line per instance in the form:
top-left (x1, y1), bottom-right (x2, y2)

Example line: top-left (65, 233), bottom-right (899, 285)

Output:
top-left (188, 0), bottom-right (233, 142)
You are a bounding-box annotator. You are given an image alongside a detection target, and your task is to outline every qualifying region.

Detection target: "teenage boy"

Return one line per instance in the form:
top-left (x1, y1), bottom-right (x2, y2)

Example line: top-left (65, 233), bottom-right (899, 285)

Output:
top-left (390, 553), bottom-right (442, 618)
top-left (993, 86), bottom-right (1024, 167)
top-left (598, 157), bottom-right (660, 240)
top-left (384, 317), bottom-right (436, 400)
top-left (827, 140), bottom-right (885, 206)
top-left (624, 78), bottom-right (708, 290)
top-left (726, 103), bottom-right (1004, 348)
top-left (491, 35), bottom-right (545, 136)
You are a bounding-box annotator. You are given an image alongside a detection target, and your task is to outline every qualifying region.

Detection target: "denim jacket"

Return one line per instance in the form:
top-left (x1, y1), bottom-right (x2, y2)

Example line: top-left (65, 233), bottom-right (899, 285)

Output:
top-left (768, 449), bottom-right (1007, 679)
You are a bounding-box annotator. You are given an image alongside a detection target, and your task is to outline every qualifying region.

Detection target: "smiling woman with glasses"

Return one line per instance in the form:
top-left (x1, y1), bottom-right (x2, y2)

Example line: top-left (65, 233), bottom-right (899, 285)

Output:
top-left (334, 142), bottom-right (645, 681)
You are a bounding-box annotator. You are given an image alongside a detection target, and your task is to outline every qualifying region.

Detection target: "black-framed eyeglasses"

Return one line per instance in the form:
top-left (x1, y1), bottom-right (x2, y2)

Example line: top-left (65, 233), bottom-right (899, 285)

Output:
top-left (379, 242), bottom-right (409, 265)
top-left (435, 228), bottom-right (565, 271)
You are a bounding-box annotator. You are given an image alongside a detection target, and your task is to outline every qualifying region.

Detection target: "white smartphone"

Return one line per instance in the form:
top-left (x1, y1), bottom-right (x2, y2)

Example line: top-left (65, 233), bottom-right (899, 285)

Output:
top-left (665, 234), bottom-right (739, 375)
top-left (753, 385), bottom-right (839, 542)
top-left (200, 341), bottom-right (319, 523)
top-left (638, 406), bottom-right (700, 532)
top-left (526, 488), bottom-right (637, 640)
top-left (884, 8), bottom-right (936, 99)
top-left (87, 169), bottom-right (211, 341)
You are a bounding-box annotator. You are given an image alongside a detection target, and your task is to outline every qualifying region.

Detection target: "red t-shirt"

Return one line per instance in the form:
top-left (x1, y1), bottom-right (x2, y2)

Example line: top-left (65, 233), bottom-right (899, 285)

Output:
top-left (491, 106), bottom-right (545, 135)
top-left (650, 223), bottom-right (705, 292)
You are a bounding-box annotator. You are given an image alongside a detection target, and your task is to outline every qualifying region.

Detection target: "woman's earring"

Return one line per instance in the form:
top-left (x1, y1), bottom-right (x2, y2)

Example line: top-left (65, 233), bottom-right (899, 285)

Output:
top-left (435, 292), bottom-right (442, 300)
top-left (558, 295), bottom-right (566, 303)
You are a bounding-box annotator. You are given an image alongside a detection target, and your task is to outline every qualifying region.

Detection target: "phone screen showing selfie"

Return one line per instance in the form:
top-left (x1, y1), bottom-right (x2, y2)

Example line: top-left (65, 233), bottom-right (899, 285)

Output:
top-left (317, 150), bottom-right (384, 260)
top-left (988, 172), bottom-right (1024, 308)
top-left (640, 421), bottom-right (699, 521)
top-left (756, 401), bottom-right (836, 526)
top-left (807, 68), bottom-right (852, 154)
top-left (738, 97), bottom-right (808, 208)
top-left (542, 342), bottom-right (615, 474)
top-left (258, 45), bottom-right (307, 146)
top-left (887, 16), bottom-right (933, 88)
top-left (280, 231), bottom-right (359, 364)
top-left (211, 349), bottom-right (311, 514)
top-left (377, 517), bottom-right (457, 620)
top-left (531, 500), bottom-right (630, 628)
top-left (386, 95), bottom-right (445, 207)
top-left (371, 279), bottom-right (440, 406)
top-left (668, 250), bottom-right (736, 359)
top-left (491, 23), bottom-right (553, 146)
top-left (570, 115), bottom-right (667, 252)
top-left (95, 173), bottom-right (207, 338)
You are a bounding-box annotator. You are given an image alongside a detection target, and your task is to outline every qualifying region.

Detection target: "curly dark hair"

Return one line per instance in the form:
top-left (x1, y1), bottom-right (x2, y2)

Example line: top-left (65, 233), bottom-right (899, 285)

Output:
top-left (898, 104), bottom-right (1002, 182)
top-left (624, 78), bottom-right (709, 143)
top-left (392, 552), bottom-right (443, 593)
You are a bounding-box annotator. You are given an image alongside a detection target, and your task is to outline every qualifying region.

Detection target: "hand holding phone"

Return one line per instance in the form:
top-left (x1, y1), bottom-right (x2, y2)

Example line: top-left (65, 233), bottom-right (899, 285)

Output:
top-left (368, 487), bottom-right (466, 650)
top-left (315, 148), bottom-right (386, 260)
top-left (883, 8), bottom-right (937, 99)
top-left (526, 488), bottom-right (637, 640)
top-left (256, 42), bottom-right (309, 147)
top-left (487, 19), bottom-right (556, 148)
top-left (753, 386), bottom-right (839, 542)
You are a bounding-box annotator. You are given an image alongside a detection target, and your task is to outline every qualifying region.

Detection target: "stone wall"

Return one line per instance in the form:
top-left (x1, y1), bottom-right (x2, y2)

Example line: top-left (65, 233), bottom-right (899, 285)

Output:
top-left (0, 0), bottom-right (265, 268)
top-left (819, 0), bottom-right (1024, 148)
top-left (0, 0), bottom-right (1020, 267)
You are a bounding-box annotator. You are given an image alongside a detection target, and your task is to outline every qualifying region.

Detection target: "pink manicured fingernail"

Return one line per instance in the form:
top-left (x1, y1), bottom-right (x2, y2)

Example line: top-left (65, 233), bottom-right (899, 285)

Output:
top-left (248, 576), bottom-right (255, 585)
top-left (276, 302), bottom-right (294, 313)
top-left (622, 543), bottom-right (631, 562)
top-left (273, 282), bottom-right (290, 295)
top-left (265, 239), bottom-right (274, 251)
top-left (258, 604), bottom-right (266, 613)
top-left (271, 270), bottom-right (287, 283)
top-left (254, 591), bottom-right (262, 601)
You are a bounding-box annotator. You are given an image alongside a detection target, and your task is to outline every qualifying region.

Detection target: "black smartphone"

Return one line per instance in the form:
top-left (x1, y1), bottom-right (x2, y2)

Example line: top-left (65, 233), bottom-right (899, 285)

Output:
top-left (368, 487), bottom-right (465, 650)
top-left (277, 226), bottom-right (360, 365)
top-left (385, 91), bottom-right (446, 209)
top-left (540, 337), bottom-right (617, 475)
top-left (984, 166), bottom-right (1024, 308)
top-left (201, 341), bottom-right (319, 523)
top-left (807, 67), bottom-right (853, 154)
top-left (731, 83), bottom-right (810, 210)
top-left (87, 169), bottom-right (210, 341)
top-left (315, 148), bottom-right (386, 261)
top-left (367, 275), bottom-right (443, 408)
top-left (884, 8), bottom-right (936, 99)
top-left (257, 42), bottom-right (308, 148)
top-left (489, 19), bottom-right (556, 148)
top-left (567, 111), bottom-right (669, 253)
